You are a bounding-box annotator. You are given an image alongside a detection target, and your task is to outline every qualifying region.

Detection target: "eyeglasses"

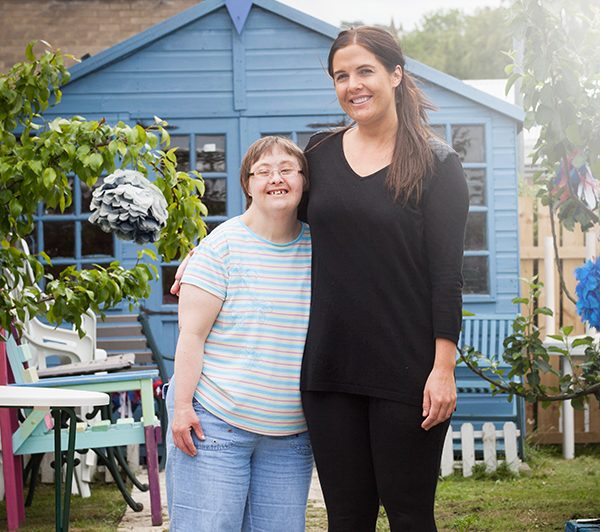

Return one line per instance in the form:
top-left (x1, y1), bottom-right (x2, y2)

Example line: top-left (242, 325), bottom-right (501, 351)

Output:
top-left (248, 167), bottom-right (302, 179)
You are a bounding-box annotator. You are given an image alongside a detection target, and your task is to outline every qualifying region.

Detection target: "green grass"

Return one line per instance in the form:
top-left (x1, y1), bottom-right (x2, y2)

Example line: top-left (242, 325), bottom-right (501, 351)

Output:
top-left (3, 446), bottom-right (599, 531)
top-left (307, 445), bottom-right (600, 532)
top-left (0, 482), bottom-right (126, 532)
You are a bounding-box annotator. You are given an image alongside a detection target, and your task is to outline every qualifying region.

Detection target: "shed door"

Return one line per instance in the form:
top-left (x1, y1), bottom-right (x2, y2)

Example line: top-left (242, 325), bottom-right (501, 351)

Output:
top-left (142, 118), bottom-right (240, 370)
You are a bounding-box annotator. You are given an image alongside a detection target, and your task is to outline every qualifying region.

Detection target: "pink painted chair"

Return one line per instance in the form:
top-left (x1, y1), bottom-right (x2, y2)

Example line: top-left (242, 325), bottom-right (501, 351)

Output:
top-left (0, 332), bottom-right (26, 531)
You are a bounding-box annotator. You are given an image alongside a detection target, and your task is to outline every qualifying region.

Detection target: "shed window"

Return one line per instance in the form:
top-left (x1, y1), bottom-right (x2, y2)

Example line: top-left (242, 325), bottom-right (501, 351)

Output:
top-left (34, 176), bottom-right (116, 280)
top-left (161, 132), bottom-right (229, 304)
top-left (171, 135), bottom-right (191, 172)
top-left (196, 135), bottom-right (226, 172)
top-left (203, 178), bottom-right (227, 216)
top-left (431, 123), bottom-right (490, 295)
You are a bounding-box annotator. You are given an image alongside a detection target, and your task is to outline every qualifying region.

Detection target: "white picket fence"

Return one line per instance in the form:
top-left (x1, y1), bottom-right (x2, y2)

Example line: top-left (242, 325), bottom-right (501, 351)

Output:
top-left (441, 422), bottom-right (521, 477)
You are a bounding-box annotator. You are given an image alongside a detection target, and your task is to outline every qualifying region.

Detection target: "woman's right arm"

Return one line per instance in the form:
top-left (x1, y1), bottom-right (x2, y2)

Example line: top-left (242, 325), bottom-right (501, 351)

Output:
top-left (171, 283), bottom-right (223, 456)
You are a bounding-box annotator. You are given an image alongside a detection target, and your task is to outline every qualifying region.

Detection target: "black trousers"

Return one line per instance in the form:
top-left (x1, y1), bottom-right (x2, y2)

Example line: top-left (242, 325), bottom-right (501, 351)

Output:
top-left (302, 391), bottom-right (450, 532)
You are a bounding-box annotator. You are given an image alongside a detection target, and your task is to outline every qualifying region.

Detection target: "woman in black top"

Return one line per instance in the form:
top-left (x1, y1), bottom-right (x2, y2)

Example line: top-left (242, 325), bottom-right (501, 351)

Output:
top-left (299, 27), bottom-right (468, 531)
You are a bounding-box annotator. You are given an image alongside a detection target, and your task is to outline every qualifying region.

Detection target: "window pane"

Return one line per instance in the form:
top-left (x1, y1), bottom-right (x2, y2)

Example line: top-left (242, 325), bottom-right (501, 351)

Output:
top-left (196, 135), bottom-right (225, 172)
top-left (44, 221), bottom-right (75, 257)
top-left (465, 212), bottom-right (487, 250)
top-left (203, 178), bottom-right (227, 217)
top-left (430, 125), bottom-right (446, 140)
top-left (81, 176), bottom-right (105, 213)
top-left (464, 168), bottom-right (486, 206)
top-left (162, 266), bottom-right (179, 305)
top-left (45, 177), bottom-right (74, 214)
top-left (171, 135), bottom-right (191, 172)
top-left (296, 132), bottom-right (315, 150)
top-left (463, 256), bottom-right (489, 294)
top-left (452, 125), bottom-right (485, 163)
top-left (82, 221), bottom-right (113, 257)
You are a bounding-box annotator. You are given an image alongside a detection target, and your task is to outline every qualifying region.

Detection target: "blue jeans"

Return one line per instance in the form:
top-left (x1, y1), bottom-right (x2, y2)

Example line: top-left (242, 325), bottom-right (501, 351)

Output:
top-left (165, 382), bottom-right (313, 532)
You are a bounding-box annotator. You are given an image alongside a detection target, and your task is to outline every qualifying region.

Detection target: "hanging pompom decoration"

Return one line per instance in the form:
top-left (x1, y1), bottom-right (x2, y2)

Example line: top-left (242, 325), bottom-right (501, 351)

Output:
top-left (89, 169), bottom-right (168, 244)
top-left (575, 256), bottom-right (600, 330)
top-left (552, 150), bottom-right (599, 211)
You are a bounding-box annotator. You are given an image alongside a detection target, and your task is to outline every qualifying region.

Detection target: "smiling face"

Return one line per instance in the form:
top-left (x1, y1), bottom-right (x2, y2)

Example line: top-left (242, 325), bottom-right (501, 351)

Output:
top-left (246, 146), bottom-right (306, 217)
top-left (331, 44), bottom-right (402, 128)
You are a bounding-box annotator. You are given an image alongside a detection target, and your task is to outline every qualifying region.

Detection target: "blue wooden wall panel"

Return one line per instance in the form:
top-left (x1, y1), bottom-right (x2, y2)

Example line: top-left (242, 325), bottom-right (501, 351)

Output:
top-left (246, 49), bottom-right (331, 70)
top-left (146, 29), bottom-right (231, 52)
top-left (496, 254), bottom-right (519, 273)
top-left (497, 276), bottom-right (519, 293)
top-left (494, 213), bottom-right (518, 232)
top-left (64, 72), bottom-right (233, 94)
top-left (495, 234), bottom-right (519, 253)
top-left (245, 92), bottom-right (341, 115)
top-left (107, 51), bottom-right (232, 73)
top-left (239, 8), bottom-right (335, 116)
top-left (493, 170), bottom-right (519, 191)
top-left (493, 192), bottom-right (518, 210)
top-left (493, 148), bottom-right (518, 169)
top-left (245, 71), bottom-right (332, 91)
top-left (53, 94), bottom-right (235, 116)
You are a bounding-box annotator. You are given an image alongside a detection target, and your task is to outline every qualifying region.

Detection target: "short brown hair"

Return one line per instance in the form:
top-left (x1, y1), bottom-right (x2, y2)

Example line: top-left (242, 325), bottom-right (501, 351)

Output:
top-left (240, 136), bottom-right (308, 209)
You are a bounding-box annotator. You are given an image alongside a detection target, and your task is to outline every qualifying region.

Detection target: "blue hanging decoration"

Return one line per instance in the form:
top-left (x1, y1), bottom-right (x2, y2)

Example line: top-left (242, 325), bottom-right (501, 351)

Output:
top-left (226, 0), bottom-right (253, 34)
top-left (575, 256), bottom-right (600, 330)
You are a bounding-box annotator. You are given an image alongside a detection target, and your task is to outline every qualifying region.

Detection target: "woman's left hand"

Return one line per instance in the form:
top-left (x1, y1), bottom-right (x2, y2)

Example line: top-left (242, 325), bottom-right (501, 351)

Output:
top-left (421, 365), bottom-right (456, 431)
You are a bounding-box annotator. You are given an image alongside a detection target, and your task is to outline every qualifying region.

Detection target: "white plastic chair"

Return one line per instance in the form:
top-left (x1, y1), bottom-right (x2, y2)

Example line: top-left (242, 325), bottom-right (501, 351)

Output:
top-left (12, 239), bottom-right (108, 369)
top-left (21, 310), bottom-right (108, 369)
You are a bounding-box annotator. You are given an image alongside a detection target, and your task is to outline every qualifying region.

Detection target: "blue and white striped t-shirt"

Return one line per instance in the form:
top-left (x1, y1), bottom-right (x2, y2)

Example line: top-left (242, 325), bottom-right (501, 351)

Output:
top-left (181, 216), bottom-right (311, 436)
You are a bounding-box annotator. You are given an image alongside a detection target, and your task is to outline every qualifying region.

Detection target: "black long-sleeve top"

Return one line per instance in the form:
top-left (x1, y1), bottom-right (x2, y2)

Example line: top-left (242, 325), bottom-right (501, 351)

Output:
top-left (300, 131), bottom-right (469, 405)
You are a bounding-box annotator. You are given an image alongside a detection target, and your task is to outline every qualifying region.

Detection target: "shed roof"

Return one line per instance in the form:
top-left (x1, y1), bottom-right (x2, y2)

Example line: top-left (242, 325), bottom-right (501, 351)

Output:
top-left (68, 0), bottom-right (524, 123)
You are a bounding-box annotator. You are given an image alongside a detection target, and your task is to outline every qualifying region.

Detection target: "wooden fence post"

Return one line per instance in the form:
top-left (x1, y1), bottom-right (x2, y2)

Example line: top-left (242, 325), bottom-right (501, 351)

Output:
top-left (461, 423), bottom-right (475, 477)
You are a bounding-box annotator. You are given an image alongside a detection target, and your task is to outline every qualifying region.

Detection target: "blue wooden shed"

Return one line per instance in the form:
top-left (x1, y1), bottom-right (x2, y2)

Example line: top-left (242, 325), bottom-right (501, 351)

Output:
top-left (37, 0), bottom-right (525, 439)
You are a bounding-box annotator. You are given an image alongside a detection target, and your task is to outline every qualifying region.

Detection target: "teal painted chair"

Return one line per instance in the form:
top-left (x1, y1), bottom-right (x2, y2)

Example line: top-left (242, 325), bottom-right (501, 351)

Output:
top-left (0, 333), bottom-right (163, 528)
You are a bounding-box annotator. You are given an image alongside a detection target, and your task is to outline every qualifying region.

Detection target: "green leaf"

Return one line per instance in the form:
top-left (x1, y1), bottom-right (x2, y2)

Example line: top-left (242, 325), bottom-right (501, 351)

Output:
top-left (512, 297), bottom-right (529, 305)
top-left (39, 251), bottom-right (52, 265)
top-left (87, 153), bottom-right (103, 172)
top-left (25, 41), bottom-right (36, 62)
top-left (560, 325), bottom-right (574, 336)
top-left (9, 200), bottom-right (23, 217)
top-left (28, 160), bottom-right (43, 175)
top-left (535, 307), bottom-right (554, 317)
top-left (42, 167), bottom-right (56, 187)
top-left (135, 124), bottom-right (147, 144)
top-left (571, 337), bottom-right (592, 348)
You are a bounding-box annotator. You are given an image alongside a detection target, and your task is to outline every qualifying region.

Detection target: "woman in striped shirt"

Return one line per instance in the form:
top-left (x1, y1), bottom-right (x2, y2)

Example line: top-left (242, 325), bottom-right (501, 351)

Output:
top-left (165, 136), bottom-right (313, 532)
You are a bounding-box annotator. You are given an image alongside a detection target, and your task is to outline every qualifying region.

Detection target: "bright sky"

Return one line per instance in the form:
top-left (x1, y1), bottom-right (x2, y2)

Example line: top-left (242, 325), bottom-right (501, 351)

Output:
top-left (279, 0), bottom-right (505, 30)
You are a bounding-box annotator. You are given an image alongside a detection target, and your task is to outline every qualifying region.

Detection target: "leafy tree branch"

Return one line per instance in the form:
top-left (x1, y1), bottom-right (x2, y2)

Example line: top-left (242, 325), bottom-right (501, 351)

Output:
top-left (0, 42), bottom-right (207, 335)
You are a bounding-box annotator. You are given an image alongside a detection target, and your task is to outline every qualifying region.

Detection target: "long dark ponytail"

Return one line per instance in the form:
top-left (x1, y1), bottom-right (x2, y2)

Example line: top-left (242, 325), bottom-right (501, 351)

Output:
top-left (327, 27), bottom-right (435, 203)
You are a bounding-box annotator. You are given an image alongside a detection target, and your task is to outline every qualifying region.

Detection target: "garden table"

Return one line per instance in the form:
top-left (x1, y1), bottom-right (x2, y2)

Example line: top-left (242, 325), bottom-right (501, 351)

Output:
top-left (0, 385), bottom-right (109, 532)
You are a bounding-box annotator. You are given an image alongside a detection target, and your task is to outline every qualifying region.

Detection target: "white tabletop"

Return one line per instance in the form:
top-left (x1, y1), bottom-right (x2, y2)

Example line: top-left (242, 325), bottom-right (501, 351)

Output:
top-left (0, 385), bottom-right (109, 408)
